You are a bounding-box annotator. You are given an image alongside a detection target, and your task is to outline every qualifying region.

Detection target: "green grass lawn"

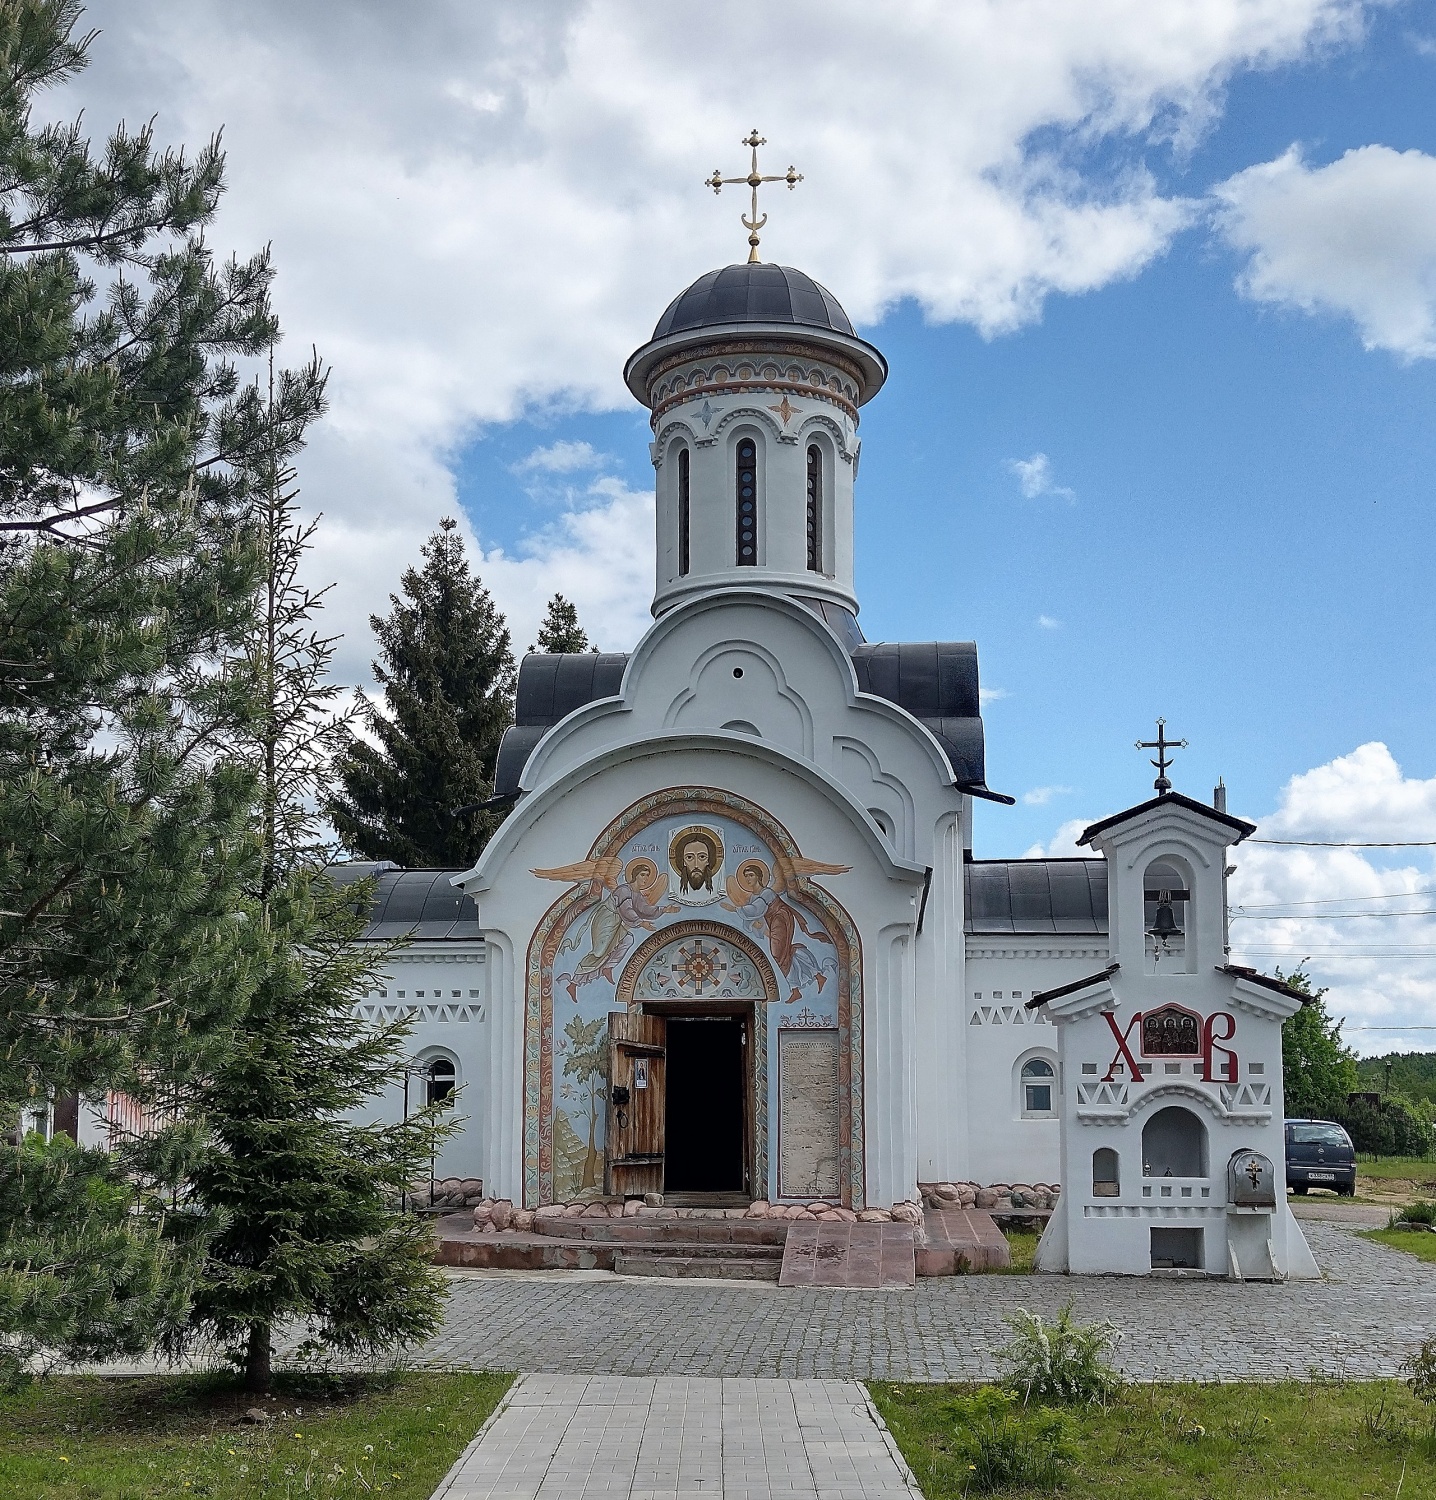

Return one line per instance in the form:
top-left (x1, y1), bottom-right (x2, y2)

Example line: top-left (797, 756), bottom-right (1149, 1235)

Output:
top-left (871, 1379), bottom-right (1436, 1498)
top-left (0, 1369), bottom-right (512, 1499)
top-left (1357, 1156), bottom-right (1436, 1182)
top-left (1365, 1225), bottom-right (1436, 1264)
top-left (999, 1230), bottom-right (1040, 1274)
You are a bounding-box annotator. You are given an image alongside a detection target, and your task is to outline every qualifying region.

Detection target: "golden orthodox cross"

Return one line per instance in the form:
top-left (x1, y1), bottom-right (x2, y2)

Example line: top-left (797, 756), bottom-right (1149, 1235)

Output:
top-left (705, 130), bottom-right (803, 263)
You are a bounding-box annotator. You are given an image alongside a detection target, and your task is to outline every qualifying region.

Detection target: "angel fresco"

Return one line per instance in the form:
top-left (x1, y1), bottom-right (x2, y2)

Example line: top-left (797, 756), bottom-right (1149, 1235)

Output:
top-left (722, 854), bottom-right (848, 1003)
top-left (533, 855), bottom-right (680, 1001)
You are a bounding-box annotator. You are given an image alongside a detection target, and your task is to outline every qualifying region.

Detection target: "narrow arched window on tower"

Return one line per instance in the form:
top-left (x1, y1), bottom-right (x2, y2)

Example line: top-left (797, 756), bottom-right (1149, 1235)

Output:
top-left (426, 1056), bottom-right (456, 1107)
top-left (677, 447), bottom-right (691, 577)
top-left (735, 438), bottom-right (757, 565)
top-left (805, 444), bottom-right (822, 572)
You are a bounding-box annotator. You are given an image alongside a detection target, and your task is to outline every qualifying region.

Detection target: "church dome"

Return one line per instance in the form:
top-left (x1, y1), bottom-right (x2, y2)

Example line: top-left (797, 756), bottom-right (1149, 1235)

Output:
top-left (625, 262), bottom-right (885, 407)
top-left (651, 263), bottom-right (855, 339)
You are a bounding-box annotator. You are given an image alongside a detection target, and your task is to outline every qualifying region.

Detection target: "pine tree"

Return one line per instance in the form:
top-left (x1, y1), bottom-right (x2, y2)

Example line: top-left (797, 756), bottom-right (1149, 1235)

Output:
top-left (173, 431), bottom-right (449, 1394)
top-left (0, 1), bottom-right (325, 1379)
top-left (532, 593), bottom-right (590, 653)
top-left (326, 518), bottom-right (515, 867)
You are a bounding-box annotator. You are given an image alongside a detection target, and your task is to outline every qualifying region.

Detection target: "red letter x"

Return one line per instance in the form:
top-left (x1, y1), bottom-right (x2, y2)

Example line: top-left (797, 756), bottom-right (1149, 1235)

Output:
top-left (1102, 1011), bottom-right (1144, 1082)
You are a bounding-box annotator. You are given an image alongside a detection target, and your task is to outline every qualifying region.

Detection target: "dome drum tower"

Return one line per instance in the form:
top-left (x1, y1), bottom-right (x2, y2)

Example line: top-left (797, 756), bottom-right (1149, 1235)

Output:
top-left (624, 263), bottom-right (887, 626)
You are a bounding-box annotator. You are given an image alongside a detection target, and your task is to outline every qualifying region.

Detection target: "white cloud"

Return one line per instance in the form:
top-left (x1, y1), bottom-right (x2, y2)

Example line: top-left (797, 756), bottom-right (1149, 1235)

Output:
top-left (49, 0), bottom-right (1372, 683)
top-left (1008, 452), bottom-right (1077, 502)
top-left (1023, 817), bottom-right (1096, 858)
top-left (477, 477), bottom-right (655, 655)
top-left (1023, 784), bottom-right (1074, 807)
top-left (1036, 614), bottom-right (1063, 630)
top-left (1213, 143), bottom-right (1436, 358)
top-left (512, 440), bottom-right (608, 475)
top-left (979, 686), bottom-right (1010, 706)
top-left (1229, 743), bottom-right (1436, 1055)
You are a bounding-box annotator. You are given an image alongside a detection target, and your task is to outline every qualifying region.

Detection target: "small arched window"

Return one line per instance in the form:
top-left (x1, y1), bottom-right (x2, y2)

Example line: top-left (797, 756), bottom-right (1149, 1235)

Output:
top-left (805, 444), bottom-right (822, 572)
top-left (1093, 1147), bottom-right (1120, 1197)
top-left (677, 447), bottom-right (691, 577)
top-left (426, 1056), bottom-right (456, 1107)
top-left (1020, 1057), bottom-right (1056, 1117)
top-left (735, 438), bottom-right (757, 565)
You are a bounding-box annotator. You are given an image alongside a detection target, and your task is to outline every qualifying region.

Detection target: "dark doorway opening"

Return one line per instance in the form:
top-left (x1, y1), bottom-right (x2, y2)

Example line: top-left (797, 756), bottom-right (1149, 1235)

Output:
top-left (664, 1016), bottom-right (745, 1194)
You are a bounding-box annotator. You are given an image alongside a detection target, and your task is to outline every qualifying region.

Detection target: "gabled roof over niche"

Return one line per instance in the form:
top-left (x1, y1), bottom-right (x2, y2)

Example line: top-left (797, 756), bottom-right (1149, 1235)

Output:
top-left (1078, 791), bottom-right (1256, 846)
top-left (490, 635), bottom-right (1004, 801)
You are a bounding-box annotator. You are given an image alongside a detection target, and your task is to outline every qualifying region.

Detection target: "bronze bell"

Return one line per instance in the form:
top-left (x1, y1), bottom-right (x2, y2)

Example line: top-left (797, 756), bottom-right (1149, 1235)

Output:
top-left (1149, 892), bottom-right (1181, 940)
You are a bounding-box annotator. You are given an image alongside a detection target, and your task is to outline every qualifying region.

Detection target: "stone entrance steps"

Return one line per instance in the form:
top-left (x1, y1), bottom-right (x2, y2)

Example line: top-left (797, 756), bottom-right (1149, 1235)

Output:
top-left (434, 1210), bottom-right (791, 1279)
top-left (432, 1206), bottom-right (1012, 1282)
top-left (532, 1215), bottom-right (789, 1247)
top-left (614, 1244), bottom-right (785, 1281)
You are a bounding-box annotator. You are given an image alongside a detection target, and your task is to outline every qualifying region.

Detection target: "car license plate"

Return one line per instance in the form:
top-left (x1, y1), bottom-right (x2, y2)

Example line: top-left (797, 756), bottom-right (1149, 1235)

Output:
top-left (1308, 1172), bottom-right (1336, 1181)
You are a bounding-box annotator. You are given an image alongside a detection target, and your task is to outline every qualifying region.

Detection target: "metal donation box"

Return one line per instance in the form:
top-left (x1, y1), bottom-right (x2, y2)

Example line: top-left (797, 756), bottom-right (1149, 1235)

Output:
top-left (1227, 1149), bottom-right (1277, 1211)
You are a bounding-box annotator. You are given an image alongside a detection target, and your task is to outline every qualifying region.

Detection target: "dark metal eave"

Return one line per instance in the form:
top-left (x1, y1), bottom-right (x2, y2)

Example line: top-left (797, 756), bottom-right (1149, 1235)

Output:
top-left (965, 784), bottom-right (1017, 805)
top-left (1220, 963), bottom-right (1314, 1005)
top-left (1027, 962), bottom-right (1121, 1009)
top-left (624, 318), bottom-right (888, 407)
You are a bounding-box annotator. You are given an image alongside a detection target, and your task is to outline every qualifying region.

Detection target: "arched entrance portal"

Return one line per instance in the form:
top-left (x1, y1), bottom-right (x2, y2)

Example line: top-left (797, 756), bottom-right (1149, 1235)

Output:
top-left (524, 785), bottom-right (864, 1209)
top-left (610, 923), bottom-right (779, 1199)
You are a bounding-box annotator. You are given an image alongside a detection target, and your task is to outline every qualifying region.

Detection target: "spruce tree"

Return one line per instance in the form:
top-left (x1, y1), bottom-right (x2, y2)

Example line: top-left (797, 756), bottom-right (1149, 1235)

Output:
top-left (532, 592), bottom-right (590, 653)
top-left (326, 518), bottom-right (515, 867)
top-left (0, 1), bottom-right (324, 1378)
top-left (173, 436), bottom-right (449, 1393)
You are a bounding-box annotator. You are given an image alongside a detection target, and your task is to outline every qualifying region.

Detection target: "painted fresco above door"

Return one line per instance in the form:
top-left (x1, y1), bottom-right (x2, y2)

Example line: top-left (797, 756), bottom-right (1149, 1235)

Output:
top-left (522, 787), bottom-right (866, 1208)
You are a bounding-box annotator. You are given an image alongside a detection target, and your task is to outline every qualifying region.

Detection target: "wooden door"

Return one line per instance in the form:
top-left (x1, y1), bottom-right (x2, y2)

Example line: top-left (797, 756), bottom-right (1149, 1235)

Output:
top-left (606, 1010), bottom-right (666, 1198)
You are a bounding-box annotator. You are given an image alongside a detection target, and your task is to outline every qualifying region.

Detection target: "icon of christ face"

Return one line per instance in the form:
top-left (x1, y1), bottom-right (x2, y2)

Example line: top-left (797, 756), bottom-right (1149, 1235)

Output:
top-left (667, 825), bottom-right (723, 899)
top-left (681, 839), bottom-right (714, 892)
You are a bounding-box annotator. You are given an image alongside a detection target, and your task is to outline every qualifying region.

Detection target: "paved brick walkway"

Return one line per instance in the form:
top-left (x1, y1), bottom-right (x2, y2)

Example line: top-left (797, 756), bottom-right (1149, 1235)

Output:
top-left (431, 1376), bottom-right (920, 1499)
top-left (422, 1222), bottom-right (1436, 1381)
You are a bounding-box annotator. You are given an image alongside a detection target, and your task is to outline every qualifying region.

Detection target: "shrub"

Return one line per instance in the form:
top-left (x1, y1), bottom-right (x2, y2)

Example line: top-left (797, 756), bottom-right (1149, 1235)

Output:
top-left (997, 1304), bottom-right (1124, 1406)
top-left (1406, 1337), bottom-right (1436, 1406)
top-left (1338, 1095), bottom-right (1432, 1157)
top-left (1391, 1202), bottom-right (1436, 1229)
top-left (945, 1388), bottom-right (1071, 1494)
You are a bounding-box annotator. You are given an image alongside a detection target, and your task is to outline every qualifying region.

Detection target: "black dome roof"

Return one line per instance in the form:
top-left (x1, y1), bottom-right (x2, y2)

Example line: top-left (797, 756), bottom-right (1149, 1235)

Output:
top-left (652, 263), bottom-right (854, 339)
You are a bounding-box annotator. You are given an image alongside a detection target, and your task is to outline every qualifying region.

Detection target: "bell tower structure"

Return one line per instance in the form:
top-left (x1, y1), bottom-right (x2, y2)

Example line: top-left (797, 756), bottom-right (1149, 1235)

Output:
top-left (624, 262), bottom-right (886, 641)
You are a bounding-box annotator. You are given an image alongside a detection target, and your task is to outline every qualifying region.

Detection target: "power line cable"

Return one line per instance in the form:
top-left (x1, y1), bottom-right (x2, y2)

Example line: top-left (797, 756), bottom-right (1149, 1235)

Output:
top-left (1234, 889), bottom-right (1436, 910)
top-left (1249, 838), bottom-right (1436, 847)
top-left (1232, 910), bottom-right (1436, 921)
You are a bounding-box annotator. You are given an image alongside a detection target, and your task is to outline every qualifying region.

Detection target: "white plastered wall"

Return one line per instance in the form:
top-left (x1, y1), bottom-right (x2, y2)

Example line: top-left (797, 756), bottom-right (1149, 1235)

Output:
top-left (1034, 800), bottom-right (1319, 1279)
top-left (456, 590), bottom-right (972, 1208)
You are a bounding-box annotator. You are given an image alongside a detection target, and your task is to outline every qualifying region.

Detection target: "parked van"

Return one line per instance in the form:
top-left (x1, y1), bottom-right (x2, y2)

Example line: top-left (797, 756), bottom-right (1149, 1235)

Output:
top-left (1285, 1118), bottom-right (1357, 1197)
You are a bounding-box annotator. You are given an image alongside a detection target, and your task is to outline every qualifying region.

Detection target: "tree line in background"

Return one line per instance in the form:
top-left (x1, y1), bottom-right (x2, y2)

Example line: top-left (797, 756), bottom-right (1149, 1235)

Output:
top-left (0, 0), bottom-right (589, 1393)
top-left (1279, 970), bottom-right (1433, 1158)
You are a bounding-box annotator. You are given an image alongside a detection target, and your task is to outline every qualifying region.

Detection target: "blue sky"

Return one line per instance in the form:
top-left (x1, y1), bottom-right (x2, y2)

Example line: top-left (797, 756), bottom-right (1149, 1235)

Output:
top-left (65, 0), bottom-right (1436, 1046)
top-left (454, 9), bottom-right (1436, 861)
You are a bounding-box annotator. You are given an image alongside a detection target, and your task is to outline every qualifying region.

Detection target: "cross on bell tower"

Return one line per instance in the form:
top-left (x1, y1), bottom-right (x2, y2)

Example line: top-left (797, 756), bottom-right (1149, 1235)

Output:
top-left (1136, 718), bottom-right (1188, 796)
top-left (705, 130), bottom-right (803, 263)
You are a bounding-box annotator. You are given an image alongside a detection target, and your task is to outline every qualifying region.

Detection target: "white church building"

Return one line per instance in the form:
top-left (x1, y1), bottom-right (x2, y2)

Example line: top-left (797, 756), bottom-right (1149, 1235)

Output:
top-left (278, 243), bottom-right (1313, 1279)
